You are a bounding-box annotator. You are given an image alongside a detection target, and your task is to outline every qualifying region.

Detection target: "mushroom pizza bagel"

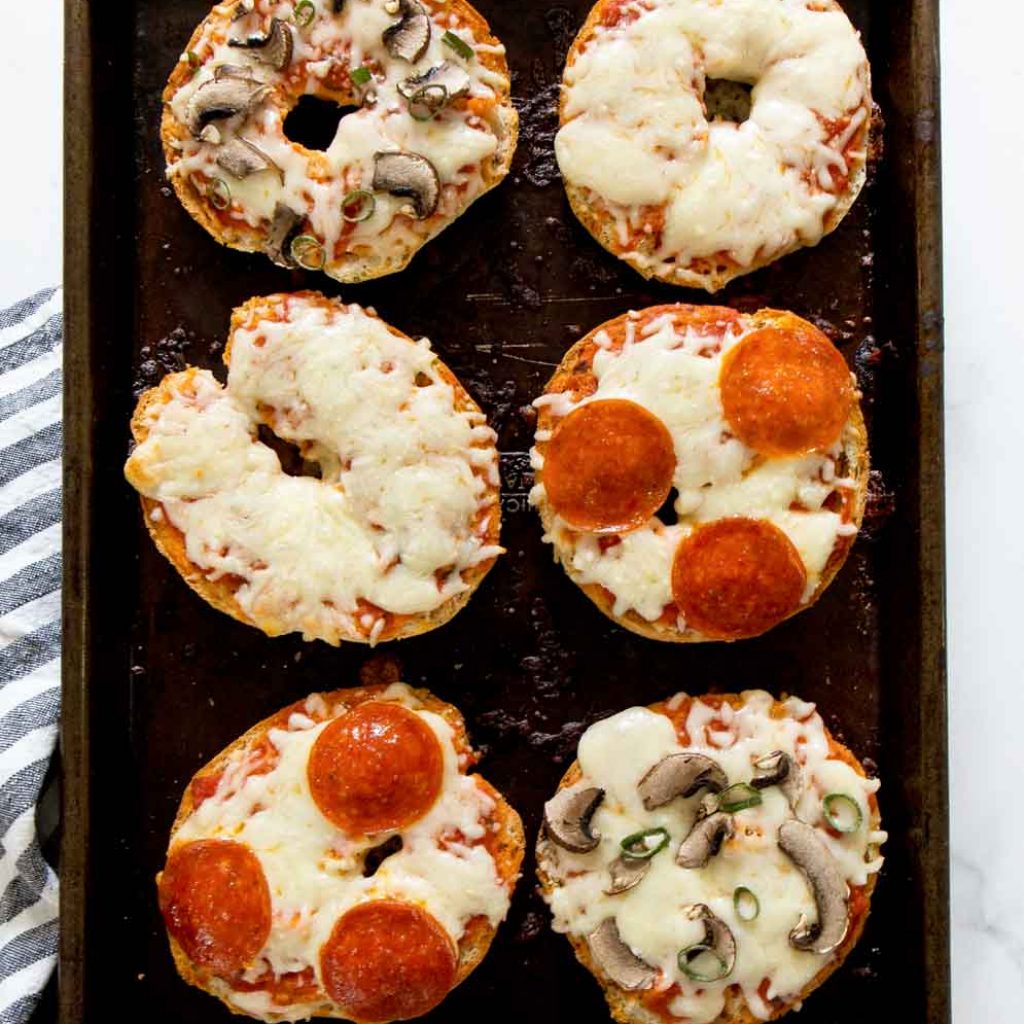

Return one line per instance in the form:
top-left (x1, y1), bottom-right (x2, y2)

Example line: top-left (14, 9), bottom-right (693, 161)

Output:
top-left (530, 305), bottom-right (868, 642)
top-left (157, 682), bottom-right (524, 1021)
top-left (537, 690), bottom-right (885, 1024)
top-left (162, 0), bottom-right (517, 282)
top-left (555, 0), bottom-right (872, 291)
top-left (124, 292), bottom-right (502, 646)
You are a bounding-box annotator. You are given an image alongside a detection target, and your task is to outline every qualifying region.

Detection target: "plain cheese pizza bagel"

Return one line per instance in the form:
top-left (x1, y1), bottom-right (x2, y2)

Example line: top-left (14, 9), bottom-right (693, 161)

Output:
top-left (157, 682), bottom-right (524, 1022)
top-left (124, 292), bottom-right (502, 646)
top-left (555, 0), bottom-right (872, 291)
top-left (530, 305), bottom-right (868, 642)
top-left (162, 0), bottom-right (517, 282)
top-left (536, 690), bottom-right (885, 1024)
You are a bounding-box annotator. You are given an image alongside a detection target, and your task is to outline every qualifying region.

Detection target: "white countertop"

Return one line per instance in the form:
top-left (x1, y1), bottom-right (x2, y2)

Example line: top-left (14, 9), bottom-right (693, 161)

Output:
top-left (5, 2), bottom-right (1020, 1020)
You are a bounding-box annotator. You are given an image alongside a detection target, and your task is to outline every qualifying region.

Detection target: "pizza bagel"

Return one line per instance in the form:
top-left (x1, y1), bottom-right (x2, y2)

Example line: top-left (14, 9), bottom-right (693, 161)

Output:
top-left (530, 305), bottom-right (868, 642)
top-left (536, 690), bottom-right (886, 1024)
top-left (125, 291), bottom-right (502, 646)
top-left (555, 0), bottom-right (872, 291)
top-left (157, 682), bottom-right (524, 1022)
top-left (162, 0), bottom-right (517, 282)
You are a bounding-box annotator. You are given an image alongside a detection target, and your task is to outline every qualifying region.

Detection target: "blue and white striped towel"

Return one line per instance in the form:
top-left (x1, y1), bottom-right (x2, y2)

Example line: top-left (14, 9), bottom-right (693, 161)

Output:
top-left (0, 288), bottom-right (61, 1022)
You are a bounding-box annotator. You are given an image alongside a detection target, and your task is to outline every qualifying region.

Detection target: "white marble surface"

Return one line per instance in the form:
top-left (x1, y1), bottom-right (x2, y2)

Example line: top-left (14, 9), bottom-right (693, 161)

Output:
top-left (2, 1), bottom-right (1021, 1021)
top-left (942, 3), bottom-right (1024, 1020)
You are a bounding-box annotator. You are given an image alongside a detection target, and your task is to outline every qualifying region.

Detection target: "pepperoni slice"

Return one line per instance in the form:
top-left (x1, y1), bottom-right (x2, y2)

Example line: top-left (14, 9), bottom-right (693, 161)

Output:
top-left (158, 839), bottom-right (271, 975)
top-left (719, 322), bottom-right (854, 456)
top-left (671, 518), bottom-right (807, 639)
top-left (541, 399), bottom-right (676, 533)
top-left (307, 702), bottom-right (444, 834)
top-left (320, 900), bottom-right (458, 1021)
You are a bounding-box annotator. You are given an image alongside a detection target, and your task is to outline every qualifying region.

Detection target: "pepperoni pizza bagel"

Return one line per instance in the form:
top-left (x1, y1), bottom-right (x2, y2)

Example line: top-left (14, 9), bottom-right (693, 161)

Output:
top-left (537, 690), bottom-right (886, 1024)
top-left (163, 0), bottom-right (517, 282)
top-left (555, 0), bottom-right (872, 291)
top-left (157, 682), bottom-right (525, 1022)
top-left (530, 305), bottom-right (868, 642)
top-left (124, 292), bottom-right (502, 646)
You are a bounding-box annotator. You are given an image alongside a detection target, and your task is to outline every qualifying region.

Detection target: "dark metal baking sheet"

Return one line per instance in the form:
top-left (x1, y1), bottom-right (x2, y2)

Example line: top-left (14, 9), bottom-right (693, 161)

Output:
top-left (60, 0), bottom-right (947, 1021)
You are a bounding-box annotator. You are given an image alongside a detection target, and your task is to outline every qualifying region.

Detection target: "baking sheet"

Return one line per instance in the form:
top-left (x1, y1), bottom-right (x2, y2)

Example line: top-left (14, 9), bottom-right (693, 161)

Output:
top-left (60, 0), bottom-right (948, 1021)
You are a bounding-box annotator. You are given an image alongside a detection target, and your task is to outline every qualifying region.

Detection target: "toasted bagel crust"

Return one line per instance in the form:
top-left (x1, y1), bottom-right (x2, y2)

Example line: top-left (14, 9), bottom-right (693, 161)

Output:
top-left (161, 684), bottom-right (525, 1022)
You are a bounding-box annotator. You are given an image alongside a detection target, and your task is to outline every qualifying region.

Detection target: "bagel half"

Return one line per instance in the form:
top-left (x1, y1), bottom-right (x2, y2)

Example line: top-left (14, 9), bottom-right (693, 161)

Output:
top-left (530, 305), bottom-right (869, 643)
top-left (160, 682), bottom-right (525, 1022)
top-left (162, 0), bottom-right (518, 283)
top-left (126, 291), bottom-right (502, 646)
top-left (556, 0), bottom-right (872, 292)
top-left (536, 690), bottom-right (884, 1024)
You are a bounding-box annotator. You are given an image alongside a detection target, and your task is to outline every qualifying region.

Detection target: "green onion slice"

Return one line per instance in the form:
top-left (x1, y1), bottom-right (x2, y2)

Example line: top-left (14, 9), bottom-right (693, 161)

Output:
top-left (350, 65), bottom-right (372, 86)
top-left (822, 792), bottom-right (863, 833)
top-left (289, 234), bottom-right (326, 270)
top-left (678, 943), bottom-right (731, 983)
top-left (717, 783), bottom-right (763, 813)
top-left (619, 827), bottom-right (670, 861)
top-left (294, 0), bottom-right (316, 27)
top-left (186, 51), bottom-right (201, 74)
top-left (733, 886), bottom-right (760, 921)
top-left (207, 177), bottom-right (231, 210)
top-left (442, 30), bottom-right (474, 61)
top-left (408, 83), bottom-right (448, 121)
top-left (341, 189), bottom-right (375, 223)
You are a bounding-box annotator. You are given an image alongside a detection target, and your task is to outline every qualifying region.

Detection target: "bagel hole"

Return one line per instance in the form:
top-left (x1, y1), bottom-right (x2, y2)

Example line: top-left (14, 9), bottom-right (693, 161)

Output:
top-left (257, 424), bottom-right (322, 479)
top-left (704, 79), bottom-right (753, 124)
top-left (822, 489), bottom-right (846, 513)
top-left (283, 95), bottom-right (352, 151)
top-left (362, 835), bottom-right (403, 877)
top-left (654, 487), bottom-right (680, 526)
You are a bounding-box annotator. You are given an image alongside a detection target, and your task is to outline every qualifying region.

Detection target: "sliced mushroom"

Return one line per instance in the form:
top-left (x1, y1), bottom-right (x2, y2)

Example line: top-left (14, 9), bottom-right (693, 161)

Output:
top-left (198, 124), bottom-right (223, 145)
top-left (265, 203), bottom-right (304, 267)
top-left (362, 834), bottom-right (402, 877)
top-left (228, 18), bottom-right (294, 71)
top-left (397, 61), bottom-right (472, 103)
top-left (675, 810), bottom-right (732, 869)
top-left (637, 753), bottom-right (727, 811)
top-left (371, 151), bottom-right (440, 218)
top-left (185, 77), bottom-right (269, 135)
top-left (777, 819), bottom-right (849, 954)
top-left (587, 919), bottom-right (657, 991)
top-left (604, 856), bottom-right (650, 896)
top-left (213, 63), bottom-right (257, 82)
top-left (382, 0), bottom-right (431, 63)
top-left (542, 786), bottom-right (604, 853)
top-left (231, 0), bottom-right (254, 20)
top-left (750, 750), bottom-right (803, 810)
top-left (682, 904), bottom-right (737, 977)
top-left (216, 138), bottom-right (279, 179)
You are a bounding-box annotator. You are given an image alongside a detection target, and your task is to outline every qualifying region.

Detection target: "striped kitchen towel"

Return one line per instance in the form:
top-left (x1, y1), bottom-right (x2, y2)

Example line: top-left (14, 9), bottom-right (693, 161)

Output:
top-left (0, 288), bottom-right (61, 1022)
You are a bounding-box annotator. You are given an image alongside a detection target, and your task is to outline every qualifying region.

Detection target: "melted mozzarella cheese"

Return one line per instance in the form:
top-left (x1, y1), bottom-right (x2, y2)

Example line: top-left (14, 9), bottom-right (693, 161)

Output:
top-left (540, 693), bottom-right (885, 1024)
top-left (530, 313), bottom-right (857, 628)
top-left (555, 0), bottom-right (870, 280)
top-left (176, 685), bottom-right (512, 1022)
top-left (125, 298), bottom-right (501, 642)
top-left (166, 0), bottom-right (512, 278)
